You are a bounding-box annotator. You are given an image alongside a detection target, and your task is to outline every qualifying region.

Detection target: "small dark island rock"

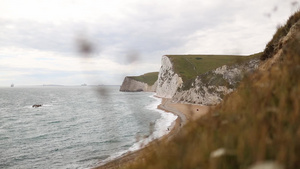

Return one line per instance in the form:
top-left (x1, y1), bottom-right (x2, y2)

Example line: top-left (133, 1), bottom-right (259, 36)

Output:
top-left (32, 104), bottom-right (42, 108)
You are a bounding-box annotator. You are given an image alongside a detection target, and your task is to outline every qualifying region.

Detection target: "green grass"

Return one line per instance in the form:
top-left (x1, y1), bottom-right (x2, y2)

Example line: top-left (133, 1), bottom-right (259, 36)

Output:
top-left (167, 53), bottom-right (261, 82)
top-left (128, 72), bottom-right (159, 86)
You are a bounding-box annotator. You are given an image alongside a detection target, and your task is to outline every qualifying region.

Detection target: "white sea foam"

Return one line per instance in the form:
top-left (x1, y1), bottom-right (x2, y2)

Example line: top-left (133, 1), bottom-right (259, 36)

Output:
top-left (102, 95), bottom-right (178, 165)
top-left (128, 95), bottom-right (177, 152)
top-left (146, 95), bottom-right (178, 140)
top-left (24, 104), bottom-right (52, 109)
top-left (42, 104), bottom-right (52, 107)
top-left (1, 86), bottom-right (176, 169)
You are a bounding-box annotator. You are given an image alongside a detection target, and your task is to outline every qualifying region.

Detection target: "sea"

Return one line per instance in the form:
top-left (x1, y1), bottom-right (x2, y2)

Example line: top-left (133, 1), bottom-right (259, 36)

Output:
top-left (0, 86), bottom-right (177, 169)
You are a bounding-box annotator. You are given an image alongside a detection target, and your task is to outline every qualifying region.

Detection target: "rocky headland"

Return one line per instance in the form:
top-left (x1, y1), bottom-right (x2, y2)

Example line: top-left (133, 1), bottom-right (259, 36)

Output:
top-left (120, 53), bottom-right (261, 106)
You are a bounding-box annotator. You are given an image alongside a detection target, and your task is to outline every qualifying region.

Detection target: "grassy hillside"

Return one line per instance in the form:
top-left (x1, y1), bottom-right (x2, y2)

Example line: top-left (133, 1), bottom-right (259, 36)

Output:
top-left (122, 11), bottom-right (300, 169)
top-left (167, 53), bottom-right (261, 82)
top-left (128, 72), bottom-right (159, 86)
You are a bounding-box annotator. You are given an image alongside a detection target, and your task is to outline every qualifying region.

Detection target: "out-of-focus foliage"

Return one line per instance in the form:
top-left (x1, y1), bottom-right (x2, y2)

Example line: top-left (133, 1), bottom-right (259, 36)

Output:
top-left (261, 10), bottom-right (300, 60)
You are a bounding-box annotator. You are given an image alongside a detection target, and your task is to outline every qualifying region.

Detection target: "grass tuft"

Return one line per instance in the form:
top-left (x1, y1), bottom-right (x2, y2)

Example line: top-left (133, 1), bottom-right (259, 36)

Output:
top-left (261, 10), bottom-right (300, 60)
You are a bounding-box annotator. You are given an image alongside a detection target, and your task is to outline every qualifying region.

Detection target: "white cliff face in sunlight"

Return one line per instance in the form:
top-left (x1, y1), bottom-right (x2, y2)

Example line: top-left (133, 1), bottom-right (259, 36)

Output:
top-left (156, 55), bottom-right (183, 98)
top-left (119, 77), bottom-right (158, 92)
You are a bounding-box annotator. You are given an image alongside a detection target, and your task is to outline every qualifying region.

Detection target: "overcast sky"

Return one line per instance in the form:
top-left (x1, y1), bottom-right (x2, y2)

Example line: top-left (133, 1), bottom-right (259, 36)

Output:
top-left (0, 0), bottom-right (299, 86)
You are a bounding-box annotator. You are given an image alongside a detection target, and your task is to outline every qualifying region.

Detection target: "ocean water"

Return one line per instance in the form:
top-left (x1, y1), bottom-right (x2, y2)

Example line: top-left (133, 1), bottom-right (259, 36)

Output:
top-left (0, 86), bottom-right (177, 169)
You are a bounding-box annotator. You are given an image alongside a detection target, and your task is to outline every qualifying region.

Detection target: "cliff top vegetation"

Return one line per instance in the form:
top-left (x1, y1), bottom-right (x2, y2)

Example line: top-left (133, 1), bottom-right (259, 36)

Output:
top-left (166, 53), bottom-right (261, 82)
top-left (127, 72), bottom-right (159, 86)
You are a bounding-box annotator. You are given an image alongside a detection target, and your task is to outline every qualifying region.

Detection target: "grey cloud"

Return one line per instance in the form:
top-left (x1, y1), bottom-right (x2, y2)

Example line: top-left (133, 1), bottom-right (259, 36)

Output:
top-left (87, 1), bottom-right (239, 63)
top-left (0, 0), bottom-right (270, 62)
top-left (1, 0), bottom-right (292, 58)
top-left (0, 0), bottom-right (296, 86)
top-left (0, 19), bottom-right (78, 54)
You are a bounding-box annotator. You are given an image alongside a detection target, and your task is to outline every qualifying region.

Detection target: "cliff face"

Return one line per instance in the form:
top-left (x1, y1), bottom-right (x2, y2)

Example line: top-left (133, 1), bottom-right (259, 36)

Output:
top-left (156, 55), bottom-right (183, 98)
top-left (120, 77), bottom-right (157, 92)
top-left (155, 55), bottom-right (260, 105)
top-left (120, 52), bottom-right (260, 104)
top-left (172, 58), bottom-right (260, 105)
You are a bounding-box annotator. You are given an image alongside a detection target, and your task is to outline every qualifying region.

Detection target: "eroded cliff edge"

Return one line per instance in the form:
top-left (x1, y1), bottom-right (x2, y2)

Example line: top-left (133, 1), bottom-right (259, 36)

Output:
top-left (120, 77), bottom-right (157, 92)
top-left (156, 55), bottom-right (183, 98)
top-left (120, 72), bottom-right (158, 92)
top-left (120, 54), bottom-right (261, 105)
top-left (172, 58), bottom-right (260, 105)
top-left (155, 54), bottom-right (261, 105)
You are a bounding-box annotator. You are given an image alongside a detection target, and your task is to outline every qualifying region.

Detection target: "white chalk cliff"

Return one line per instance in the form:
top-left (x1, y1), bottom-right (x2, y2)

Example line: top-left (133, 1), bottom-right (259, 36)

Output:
top-left (156, 55), bottom-right (183, 98)
top-left (155, 55), bottom-right (260, 105)
top-left (120, 53), bottom-right (260, 105)
top-left (120, 77), bottom-right (157, 92)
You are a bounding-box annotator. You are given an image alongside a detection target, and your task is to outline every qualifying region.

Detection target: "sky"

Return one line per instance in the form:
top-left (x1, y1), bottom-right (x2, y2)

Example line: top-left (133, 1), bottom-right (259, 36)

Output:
top-left (0, 0), bottom-right (299, 86)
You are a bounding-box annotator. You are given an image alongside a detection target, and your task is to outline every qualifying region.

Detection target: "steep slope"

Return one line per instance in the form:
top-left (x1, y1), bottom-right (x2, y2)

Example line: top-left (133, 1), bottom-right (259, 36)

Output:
top-left (261, 11), bottom-right (300, 61)
top-left (120, 72), bottom-right (158, 92)
top-left (156, 55), bottom-right (183, 98)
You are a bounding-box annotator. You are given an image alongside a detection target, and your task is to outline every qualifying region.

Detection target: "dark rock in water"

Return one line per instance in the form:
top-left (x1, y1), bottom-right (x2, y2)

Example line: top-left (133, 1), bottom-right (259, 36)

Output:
top-left (32, 104), bottom-right (42, 108)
